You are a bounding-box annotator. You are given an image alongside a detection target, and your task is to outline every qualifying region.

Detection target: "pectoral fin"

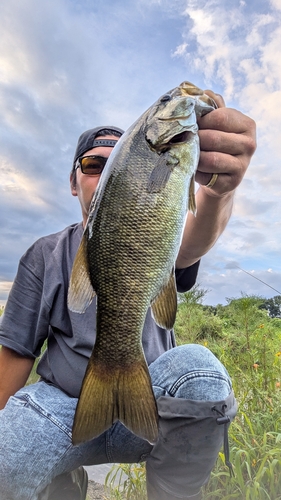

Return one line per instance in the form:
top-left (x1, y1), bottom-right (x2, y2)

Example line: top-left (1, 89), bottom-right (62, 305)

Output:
top-left (147, 154), bottom-right (179, 193)
top-left (68, 234), bottom-right (95, 313)
top-left (151, 270), bottom-right (177, 329)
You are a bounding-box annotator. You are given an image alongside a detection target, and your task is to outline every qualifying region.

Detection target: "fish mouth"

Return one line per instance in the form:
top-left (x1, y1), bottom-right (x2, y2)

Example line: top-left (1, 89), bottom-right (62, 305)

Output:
top-left (154, 130), bottom-right (194, 151)
top-left (167, 130), bottom-right (193, 145)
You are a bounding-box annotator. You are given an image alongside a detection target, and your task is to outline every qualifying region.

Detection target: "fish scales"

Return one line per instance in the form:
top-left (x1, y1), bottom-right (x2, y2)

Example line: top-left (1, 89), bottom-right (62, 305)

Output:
top-left (68, 81), bottom-right (216, 445)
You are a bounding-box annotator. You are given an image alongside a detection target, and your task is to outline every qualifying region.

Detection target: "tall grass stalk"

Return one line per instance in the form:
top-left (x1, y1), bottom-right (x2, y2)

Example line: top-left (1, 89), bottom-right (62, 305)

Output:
top-left (105, 463), bottom-right (147, 500)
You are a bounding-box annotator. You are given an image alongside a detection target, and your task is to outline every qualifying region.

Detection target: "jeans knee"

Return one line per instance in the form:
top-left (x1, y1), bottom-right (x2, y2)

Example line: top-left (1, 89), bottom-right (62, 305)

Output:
top-left (172, 344), bottom-right (227, 372)
top-left (150, 344), bottom-right (232, 401)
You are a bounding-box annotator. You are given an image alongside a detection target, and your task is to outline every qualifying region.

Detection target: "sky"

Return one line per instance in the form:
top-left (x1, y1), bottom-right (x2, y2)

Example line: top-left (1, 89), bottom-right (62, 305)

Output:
top-left (1, 0), bottom-right (281, 306)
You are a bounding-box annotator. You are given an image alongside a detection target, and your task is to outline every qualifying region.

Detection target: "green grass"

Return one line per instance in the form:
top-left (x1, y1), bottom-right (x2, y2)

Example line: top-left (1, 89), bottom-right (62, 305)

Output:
top-left (105, 463), bottom-right (147, 500)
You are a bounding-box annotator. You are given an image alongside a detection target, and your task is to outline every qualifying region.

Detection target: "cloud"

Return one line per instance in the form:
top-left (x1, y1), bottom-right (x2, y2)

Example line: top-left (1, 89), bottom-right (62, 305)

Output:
top-left (170, 0), bottom-right (281, 286)
top-left (0, 0), bottom-right (192, 296)
top-left (270, 0), bottom-right (281, 9)
top-left (233, 194), bottom-right (275, 217)
top-left (198, 255), bottom-right (281, 306)
top-left (173, 2), bottom-right (281, 105)
top-left (0, 0), bottom-right (281, 306)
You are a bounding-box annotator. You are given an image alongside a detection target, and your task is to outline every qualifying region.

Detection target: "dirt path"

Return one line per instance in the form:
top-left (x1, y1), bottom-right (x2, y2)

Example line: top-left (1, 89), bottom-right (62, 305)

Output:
top-left (87, 480), bottom-right (108, 500)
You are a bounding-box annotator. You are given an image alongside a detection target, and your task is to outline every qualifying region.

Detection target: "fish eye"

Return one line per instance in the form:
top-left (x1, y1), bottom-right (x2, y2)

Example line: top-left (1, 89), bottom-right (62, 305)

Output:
top-left (160, 94), bottom-right (171, 102)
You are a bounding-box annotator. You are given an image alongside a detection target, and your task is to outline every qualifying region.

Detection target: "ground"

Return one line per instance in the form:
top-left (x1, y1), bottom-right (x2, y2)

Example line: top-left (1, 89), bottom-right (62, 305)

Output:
top-left (87, 480), bottom-right (107, 500)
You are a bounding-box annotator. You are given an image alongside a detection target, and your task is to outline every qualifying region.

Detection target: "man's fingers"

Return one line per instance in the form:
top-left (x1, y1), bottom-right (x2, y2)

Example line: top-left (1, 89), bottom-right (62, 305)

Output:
top-left (198, 126), bottom-right (257, 161)
top-left (195, 96), bottom-right (257, 197)
top-left (198, 129), bottom-right (249, 156)
top-left (198, 107), bottom-right (256, 136)
top-left (196, 151), bottom-right (244, 194)
top-left (203, 90), bottom-right (226, 108)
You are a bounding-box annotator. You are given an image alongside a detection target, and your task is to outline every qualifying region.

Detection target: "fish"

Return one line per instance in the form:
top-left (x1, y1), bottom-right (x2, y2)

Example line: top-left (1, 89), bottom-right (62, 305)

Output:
top-left (68, 81), bottom-right (216, 446)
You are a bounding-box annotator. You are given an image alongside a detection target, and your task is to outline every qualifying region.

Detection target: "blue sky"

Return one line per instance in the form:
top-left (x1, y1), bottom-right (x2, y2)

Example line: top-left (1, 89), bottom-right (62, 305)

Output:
top-left (1, 0), bottom-right (281, 306)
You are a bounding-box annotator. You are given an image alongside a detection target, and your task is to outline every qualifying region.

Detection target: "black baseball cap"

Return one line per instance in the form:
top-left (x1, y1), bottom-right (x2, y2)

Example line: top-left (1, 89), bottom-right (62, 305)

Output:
top-left (72, 126), bottom-right (124, 170)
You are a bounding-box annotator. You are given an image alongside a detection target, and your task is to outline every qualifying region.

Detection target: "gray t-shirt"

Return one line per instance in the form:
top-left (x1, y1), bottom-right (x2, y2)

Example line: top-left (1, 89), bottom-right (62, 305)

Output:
top-left (0, 223), bottom-right (199, 398)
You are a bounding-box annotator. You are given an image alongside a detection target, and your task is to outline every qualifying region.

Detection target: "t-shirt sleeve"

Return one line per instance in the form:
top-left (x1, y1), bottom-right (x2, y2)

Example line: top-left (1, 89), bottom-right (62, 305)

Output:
top-left (175, 260), bottom-right (200, 293)
top-left (0, 245), bottom-right (49, 358)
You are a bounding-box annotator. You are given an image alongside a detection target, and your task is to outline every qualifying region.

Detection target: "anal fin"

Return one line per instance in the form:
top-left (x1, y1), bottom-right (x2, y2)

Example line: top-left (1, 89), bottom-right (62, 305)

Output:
top-left (151, 270), bottom-right (178, 330)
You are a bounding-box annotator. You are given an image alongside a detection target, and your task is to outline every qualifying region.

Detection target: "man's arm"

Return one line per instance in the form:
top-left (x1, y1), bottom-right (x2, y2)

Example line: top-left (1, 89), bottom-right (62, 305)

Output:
top-left (0, 346), bottom-right (34, 409)
top-left (176, 91), bottom-right (257, 269)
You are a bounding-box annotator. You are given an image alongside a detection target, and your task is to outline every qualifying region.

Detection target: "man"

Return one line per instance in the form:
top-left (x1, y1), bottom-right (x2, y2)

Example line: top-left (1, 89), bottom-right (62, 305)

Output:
top-left (0, 90), bottom-right (256, 500)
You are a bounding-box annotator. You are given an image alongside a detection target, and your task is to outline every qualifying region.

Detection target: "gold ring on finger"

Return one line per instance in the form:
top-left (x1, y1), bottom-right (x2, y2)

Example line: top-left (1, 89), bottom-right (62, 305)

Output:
top-left (205, 173), bottom-right (218, 188)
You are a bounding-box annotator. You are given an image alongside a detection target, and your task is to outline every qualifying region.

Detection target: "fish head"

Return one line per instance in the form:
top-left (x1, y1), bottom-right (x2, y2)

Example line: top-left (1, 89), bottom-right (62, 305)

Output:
top-left (143, 81), bottom-right (217, 214)
top-left (145, 81), bottom-right (216, 152)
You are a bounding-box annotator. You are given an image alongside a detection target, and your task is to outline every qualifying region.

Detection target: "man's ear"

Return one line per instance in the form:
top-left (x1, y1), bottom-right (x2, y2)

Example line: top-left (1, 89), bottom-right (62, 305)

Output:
top-left (70, 173), bottom-right (77, 196)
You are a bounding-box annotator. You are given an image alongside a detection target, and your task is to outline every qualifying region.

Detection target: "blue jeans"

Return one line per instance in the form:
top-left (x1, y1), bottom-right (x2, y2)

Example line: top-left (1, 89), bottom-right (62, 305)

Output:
top-left (0, 345), bottom-right (236, 499)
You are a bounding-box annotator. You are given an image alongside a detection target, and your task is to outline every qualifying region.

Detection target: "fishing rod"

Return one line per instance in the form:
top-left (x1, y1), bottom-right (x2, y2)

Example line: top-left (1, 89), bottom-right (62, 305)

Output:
top-left (235, 265), bottom-right (281, 295)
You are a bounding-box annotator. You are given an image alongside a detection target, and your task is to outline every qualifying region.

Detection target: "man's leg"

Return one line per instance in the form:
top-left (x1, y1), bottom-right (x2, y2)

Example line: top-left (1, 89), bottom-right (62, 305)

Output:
top-left (0, 381), bottom-right (106, 500)
top-left (0, 380), bottom-right (152, 500)
top-left (0, 346), bottom-right (236, 499)
top-left (39, 467), bottom-right (88, 500)
top-left (147, 344), bottom-right (237, 499)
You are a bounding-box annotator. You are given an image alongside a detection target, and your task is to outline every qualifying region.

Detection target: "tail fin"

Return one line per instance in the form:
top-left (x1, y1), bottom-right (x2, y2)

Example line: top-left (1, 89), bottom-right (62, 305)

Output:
top-left (72, 354), bottom-right (158, 445)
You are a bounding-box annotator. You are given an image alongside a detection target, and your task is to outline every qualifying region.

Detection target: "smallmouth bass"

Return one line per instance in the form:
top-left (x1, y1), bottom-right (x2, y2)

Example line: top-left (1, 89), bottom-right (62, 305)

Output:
top-left (68, 81), bottom-right (216, 445)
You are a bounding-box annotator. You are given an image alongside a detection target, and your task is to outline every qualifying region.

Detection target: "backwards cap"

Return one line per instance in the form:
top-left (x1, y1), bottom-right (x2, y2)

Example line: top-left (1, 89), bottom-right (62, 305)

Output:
top-left (72, 126), bottom-right (124, 169)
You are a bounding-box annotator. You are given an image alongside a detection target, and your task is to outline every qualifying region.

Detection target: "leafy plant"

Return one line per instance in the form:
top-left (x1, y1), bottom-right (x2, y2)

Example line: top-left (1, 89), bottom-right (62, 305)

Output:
top-left (105, 463), bottom-right (147, 500)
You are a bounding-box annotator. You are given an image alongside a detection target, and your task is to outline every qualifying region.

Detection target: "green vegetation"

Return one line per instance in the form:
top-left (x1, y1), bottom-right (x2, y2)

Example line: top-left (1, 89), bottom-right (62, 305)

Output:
top-left (105, 288), bottom-right (281, 499)
top-left (105, 463), bottom-right (147, 500)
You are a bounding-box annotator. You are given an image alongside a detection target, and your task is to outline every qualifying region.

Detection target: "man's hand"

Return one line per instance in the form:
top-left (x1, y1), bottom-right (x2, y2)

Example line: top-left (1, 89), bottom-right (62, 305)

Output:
top-left (195, 90), bottom-right (257, 196)
top-left (0, 346), bottom-right (34, 409)
top-left (176, 91), bottom-right (257, 269)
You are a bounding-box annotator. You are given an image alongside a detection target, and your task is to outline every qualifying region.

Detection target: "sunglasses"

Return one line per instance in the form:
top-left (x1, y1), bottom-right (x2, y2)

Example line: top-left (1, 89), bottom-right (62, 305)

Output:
top-left (75, 155), bottom-right (108, 175)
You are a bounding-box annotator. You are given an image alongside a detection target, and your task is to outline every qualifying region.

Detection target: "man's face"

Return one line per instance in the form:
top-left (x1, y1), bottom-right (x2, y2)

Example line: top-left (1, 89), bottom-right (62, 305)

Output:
top-left (70, 135), bottom-right (118, 226)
